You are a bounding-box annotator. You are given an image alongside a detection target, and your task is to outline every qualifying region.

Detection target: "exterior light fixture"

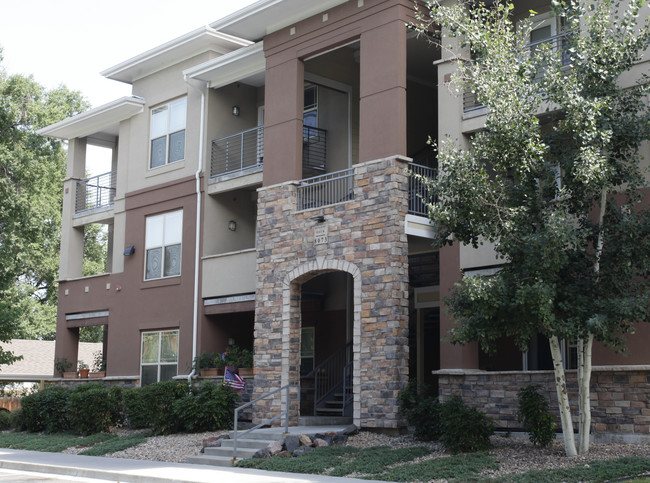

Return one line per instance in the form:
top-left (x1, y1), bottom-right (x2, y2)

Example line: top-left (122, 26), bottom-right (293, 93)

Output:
top-left (228, 220), bottom-right (237, 231)
top-left (123, 245), bottom-right (135, 256)
top-left (232, 106), bottom-right (240, 116)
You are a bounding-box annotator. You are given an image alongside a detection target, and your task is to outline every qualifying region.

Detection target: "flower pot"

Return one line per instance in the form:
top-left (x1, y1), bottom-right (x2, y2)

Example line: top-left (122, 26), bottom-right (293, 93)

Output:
top-left (200, 368), bottom-right (223, 377)
top-left (79, 368), bottom-right (90, 379)
top-left (88, 371), bottom-right (105, 379)
top-left (62, 372), bottom-right (78, 379)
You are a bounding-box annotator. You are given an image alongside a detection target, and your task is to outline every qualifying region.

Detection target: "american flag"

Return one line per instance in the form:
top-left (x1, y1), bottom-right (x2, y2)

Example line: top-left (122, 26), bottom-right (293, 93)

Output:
top-left (223, 367), bottom-right (245, 390)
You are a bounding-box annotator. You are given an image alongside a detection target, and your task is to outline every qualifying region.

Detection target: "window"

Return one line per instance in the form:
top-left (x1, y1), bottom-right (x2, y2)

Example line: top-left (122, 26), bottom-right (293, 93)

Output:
top-left (141, 330), bottom-right (179, 386)
top-left (303, 84), bottom-right (318, 129)
top-left (145, 210), bottom-right (182, 280)
top-left (150, 98), bottom-right (186, 168)
top-left (300, 327), bottom-right (315, 376)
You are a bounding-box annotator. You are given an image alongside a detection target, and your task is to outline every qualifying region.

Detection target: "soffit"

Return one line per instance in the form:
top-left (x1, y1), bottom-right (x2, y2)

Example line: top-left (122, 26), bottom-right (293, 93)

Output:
top-left (37, 96), bottom-right (146, 140)
top-left (209, 0), bottom-right (350, 41)
top-left (101, 27), bottom-right (252, 84)
top-left (184, 42), bottom-right (265, 89)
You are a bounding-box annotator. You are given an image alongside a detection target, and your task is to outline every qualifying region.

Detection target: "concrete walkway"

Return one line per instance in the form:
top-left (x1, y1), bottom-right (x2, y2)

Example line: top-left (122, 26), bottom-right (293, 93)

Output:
top-left (0, 426), bottom-right (390, 483)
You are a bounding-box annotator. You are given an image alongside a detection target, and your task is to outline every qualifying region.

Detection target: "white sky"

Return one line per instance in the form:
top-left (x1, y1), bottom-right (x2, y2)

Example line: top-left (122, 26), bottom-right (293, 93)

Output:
top-left (0, 0), bottom-right (257, 173)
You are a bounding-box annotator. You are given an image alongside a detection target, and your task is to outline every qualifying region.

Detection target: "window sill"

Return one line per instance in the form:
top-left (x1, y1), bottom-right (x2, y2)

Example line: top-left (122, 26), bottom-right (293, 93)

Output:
top-left (146, 160), bottom-right (185, 178)
top-left (140, 276), bottom-right (182, 289)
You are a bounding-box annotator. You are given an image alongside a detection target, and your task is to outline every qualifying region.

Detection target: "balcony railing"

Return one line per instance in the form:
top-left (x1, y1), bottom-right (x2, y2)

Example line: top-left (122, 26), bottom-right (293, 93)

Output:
top-left (75, 171), bottom-right (116, 214)
top-left (408, 163), bottom-right (437, 217)
top-left (302, 126), bottom-right (327, 178)
top-left (210, 126), bottom-right (264, 179)
top-left (297, 167), bottom-right (354, 211)
top-left (463, 32), bottom-right (571, 112)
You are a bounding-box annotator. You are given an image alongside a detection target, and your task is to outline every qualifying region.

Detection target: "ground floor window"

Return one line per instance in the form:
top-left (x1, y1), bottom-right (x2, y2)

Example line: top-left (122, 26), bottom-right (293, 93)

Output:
top-left (141, 330), bottom-right (178, 386)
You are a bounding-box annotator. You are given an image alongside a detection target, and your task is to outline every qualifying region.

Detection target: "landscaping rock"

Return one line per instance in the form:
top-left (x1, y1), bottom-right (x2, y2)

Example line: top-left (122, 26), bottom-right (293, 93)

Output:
top-left (314, 438), bottom-right (329, 447)
top-left (313, 433), bottom-right (333, 445)
top-left (299, 434), bottom-right (313, 447)
top-left (268, 441), bottom-right (284, 456)
top-left (277, 450), bottom-right (292, 458)
top-left (293, 446), bottom-right (314, 457)
top-left (253, 447), bottom-right (270, 459)
top-left (332, 434), bottom-right (348, 445)
top-left (202, 437), bottom-right (222, 449)
top-left (284, 434), bottom-right (301, 452)
top-left (342, 425), bottom-right (358, 436)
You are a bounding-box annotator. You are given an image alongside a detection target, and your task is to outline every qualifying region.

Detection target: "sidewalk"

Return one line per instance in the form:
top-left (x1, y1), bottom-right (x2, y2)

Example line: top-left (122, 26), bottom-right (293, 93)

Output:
top-left (0, 448), bottom-right (389, 483)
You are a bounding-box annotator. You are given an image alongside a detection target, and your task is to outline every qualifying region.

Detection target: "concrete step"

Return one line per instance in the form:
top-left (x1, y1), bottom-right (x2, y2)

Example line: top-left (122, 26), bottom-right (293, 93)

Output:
top-left (299, 415), bottom-right (353, 426)
top-left (219, 438), bottom-right (277, 449)
top-left (204, 446), bottom-right (261, 459)
top-left (228, 429), bottom-right (286, 441)
top-left (186, 454), bottom-right (234, 467)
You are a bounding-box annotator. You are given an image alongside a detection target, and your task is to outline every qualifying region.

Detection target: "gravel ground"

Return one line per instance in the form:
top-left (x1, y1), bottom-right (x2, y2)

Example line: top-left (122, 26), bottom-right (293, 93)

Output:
top-left (94, 429), bottom-right (650, 479)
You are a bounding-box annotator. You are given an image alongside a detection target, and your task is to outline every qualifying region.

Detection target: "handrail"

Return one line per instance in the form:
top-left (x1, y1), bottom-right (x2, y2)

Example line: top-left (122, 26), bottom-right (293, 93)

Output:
top-left (301, 342), bottom-right (352, 416)
top-left (232, 384), bottom-right (295, 462)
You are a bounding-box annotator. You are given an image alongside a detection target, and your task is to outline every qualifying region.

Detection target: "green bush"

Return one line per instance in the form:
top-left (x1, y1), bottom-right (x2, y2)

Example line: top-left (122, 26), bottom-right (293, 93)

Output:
top-left (67, 384), bottom-right (124, 435)
top-left (123, 381), bottom-right (188, 434)
top-left (517, 385), bottom-right (556, 447)
top-left (0, 410), bottom-right (11, 430)
top-left (173, 382), bottom-right (238, 432)
top-left (397, 380), bottom-right (442, 441)
top-left (20, 386), bottom-right (71, 433)
top-left (439, 396), bottom-right (493, 453)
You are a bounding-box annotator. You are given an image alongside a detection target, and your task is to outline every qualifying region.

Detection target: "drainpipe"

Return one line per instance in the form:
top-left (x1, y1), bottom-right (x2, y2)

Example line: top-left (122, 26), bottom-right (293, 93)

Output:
top-left (184, 75), bottom-right (207, 384)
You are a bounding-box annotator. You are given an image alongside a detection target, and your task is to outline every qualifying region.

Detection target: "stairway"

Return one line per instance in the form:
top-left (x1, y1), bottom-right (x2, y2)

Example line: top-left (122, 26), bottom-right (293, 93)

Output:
top-left (186, 429), bottom-right (282, 467)
top-left (315, 391), bottom-right (348, 417)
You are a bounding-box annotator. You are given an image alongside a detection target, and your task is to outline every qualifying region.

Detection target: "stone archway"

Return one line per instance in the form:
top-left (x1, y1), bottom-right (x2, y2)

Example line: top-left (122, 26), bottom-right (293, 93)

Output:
top-left (281, 258), bottom-right (361, 426)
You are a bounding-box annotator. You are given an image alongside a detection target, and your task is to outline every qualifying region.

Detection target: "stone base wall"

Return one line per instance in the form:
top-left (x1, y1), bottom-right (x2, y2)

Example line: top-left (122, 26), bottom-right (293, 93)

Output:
top-left (438, 367), bottom-right (650, 438)
top-left (254, 156), bottom-right (411, 429)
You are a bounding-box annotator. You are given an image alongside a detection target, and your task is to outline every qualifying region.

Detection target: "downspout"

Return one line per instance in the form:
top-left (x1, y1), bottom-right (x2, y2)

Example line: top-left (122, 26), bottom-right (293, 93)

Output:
top-left (184, 75), bottom-right (207, 384)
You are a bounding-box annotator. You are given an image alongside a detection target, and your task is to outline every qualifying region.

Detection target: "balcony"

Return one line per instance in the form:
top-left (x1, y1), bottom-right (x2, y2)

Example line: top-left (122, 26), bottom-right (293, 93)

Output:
top-left (463, 32), bottom-right (571, 113)
top-left (75, 171), bottom-right (116, 215)
top-left (297, 168), bottom-right (354, 211)
top-left (210, 127), bottom-right (264, 180)
top-left (408, 163), bottom-right (437, 217)
top-left (202, 249), bottom-right (256, 299)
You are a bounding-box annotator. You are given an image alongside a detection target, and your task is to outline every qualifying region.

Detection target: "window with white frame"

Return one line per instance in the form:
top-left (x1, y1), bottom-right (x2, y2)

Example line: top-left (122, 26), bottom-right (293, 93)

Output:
top-left (150, 98), bottom-right (187, 169)
top-left (141, 330), bottom-right (179, 386)
top-left (145, 210), bottom-right (182, 280)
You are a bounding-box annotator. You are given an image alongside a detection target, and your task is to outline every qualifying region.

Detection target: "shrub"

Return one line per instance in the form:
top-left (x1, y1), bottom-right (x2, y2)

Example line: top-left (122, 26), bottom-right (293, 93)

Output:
top-left (123, 381), bottom-right (188, 434)
top-left (20, 386), bottom-right (71, 433)
top-left (397, 380), bottom-right (442, 441)
top-left (67, 383), bottom-right (124, 435)
top-left (173, 382), bottom-right (238, 432)
top-left (439, 396), bottom-right (493, 453)
top-left (0, 410), bottom-right (11, 430)
top-left (517, 385), bottom-right (556, 447)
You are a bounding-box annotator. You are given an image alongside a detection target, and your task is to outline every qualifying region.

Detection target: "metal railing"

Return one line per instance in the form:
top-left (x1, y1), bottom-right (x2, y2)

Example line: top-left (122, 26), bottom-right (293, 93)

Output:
top-left (300, 342), bottom-right (352, 416)
top-left (210, 126), bottom-right (264, 178)
top-left (232, 384), bottom-right (295, 462)
top-left (297, 167), bottom-right (354, 211)
top-left (302, 125), bottom-right (327, 177)
top-left (341, 361), bottom-right (353, 417)
top-left (75, 171), bottom-right (116, 214)
top-left (463, 32), bottom-right (572, 112)
top-left (408, 163), bottom-right (437, 217)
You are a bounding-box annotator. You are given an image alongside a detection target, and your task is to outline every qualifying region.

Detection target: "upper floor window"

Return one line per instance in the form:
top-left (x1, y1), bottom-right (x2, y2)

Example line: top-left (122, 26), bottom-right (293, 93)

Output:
top-left (303, 84), bottom-right (318, 129)
top-left (145, 210), bottom-right (182, 280)
top-left (150, 98), bottom-right (186, 169)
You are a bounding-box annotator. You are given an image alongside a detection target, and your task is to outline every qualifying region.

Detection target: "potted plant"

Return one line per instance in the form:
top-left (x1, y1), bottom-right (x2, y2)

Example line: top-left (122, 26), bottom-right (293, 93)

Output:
top-left (55, 358), bottom-right (76, 378)
top-left (223, 345), bottom-right (254, 377)
top-left (193, 351), bottom-right (222, 377)
top-left (78, 361), bottom-right (90, 379)
top-left (89, 351), bottom-right (106, 378)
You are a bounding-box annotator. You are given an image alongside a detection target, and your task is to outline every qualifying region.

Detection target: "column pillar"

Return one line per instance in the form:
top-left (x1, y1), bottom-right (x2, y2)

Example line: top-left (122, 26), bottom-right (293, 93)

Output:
top-left (59, 138), bottom-right (86, 280)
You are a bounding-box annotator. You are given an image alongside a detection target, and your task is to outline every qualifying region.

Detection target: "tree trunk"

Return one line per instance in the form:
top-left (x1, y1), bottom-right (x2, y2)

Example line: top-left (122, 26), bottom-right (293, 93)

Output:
top-left (577, 334), bottom-right (594, 454)
top-left (549, 335), bottom-right (577, 456)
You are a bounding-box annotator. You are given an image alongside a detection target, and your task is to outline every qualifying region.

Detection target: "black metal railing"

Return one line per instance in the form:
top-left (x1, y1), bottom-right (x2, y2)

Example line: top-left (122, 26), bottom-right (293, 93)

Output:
top-left (75, 171), bottom-right (116, 214)
top-left (302, 125), bottom-right (327, 177)
top-left (408, 163), bottom-right (437, 217)
top-left (301, 342), bottom-right (352, 417)
top-left (297, 167), bottom-right (354, 211)
top-left (210, 126), bottom-right (264, 178)
top-left (463, 32), bottom-right (571, 112)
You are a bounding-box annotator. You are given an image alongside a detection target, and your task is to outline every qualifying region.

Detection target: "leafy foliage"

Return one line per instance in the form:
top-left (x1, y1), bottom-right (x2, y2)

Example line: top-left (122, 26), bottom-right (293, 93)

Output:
top-left (172, 382), bottom-right (238, 432)
top-left (397, 380), bottom-right (442, 441)
top-left (0, 49), bottom-right (92, 344)
top-left (19, 386), bottom-right (71, 433)
top-left (517, 385), bottom-right (557, 447)
top-left (67, 384), bottom-right (123, 435)
top-left (439, 396), bottom-right (494, 453)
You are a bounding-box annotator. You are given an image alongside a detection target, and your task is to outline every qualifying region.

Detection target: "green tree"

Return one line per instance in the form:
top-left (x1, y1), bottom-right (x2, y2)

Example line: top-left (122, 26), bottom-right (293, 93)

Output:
top-left (415, 0), bottom-right (650, 456)
top-left (0, 49), bottom-right (90, 351)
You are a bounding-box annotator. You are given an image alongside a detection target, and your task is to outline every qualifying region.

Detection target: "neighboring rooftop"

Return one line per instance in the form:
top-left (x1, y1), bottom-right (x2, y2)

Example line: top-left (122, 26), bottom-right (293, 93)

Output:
top-left (0, 339), bottom-right (102, 381)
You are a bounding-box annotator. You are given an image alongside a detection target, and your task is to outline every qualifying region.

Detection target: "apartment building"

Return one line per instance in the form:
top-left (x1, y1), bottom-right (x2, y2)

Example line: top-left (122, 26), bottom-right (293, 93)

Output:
top-left (40, 0), bottom-right (649, 437)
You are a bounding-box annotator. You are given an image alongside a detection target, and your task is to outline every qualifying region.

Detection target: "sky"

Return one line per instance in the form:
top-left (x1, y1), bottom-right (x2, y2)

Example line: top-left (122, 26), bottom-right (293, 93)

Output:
top-left (0, 0), bottom-right (257, 172)
top-left (0, 0), bottom-right (257, 108)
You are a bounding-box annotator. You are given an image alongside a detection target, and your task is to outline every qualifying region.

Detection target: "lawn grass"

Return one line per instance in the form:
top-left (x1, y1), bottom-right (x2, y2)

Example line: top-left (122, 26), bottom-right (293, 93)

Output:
top-left (236, 445), bottom-right (650, 482)
top-left (0, 431), bottom-right (146, 455)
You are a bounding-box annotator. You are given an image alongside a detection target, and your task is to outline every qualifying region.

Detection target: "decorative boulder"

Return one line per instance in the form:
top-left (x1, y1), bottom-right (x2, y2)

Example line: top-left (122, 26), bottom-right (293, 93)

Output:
top-left (284, 434), bottom-right (301, 452)
top-left (268, 441), bottom-right (284, 456)
top-left (299, 434), bottom-right (313, 447)
top-left (293, 446), bottom-right (314, 457)
top-left (313, 438), bottom-right (329, 447)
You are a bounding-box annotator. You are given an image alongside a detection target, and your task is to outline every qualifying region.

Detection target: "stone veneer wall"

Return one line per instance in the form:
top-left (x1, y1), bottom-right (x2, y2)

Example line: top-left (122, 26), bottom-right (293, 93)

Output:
top-left (438, 367), bottom-right (650, 441)
top-left (254, 156), bottom-right (411, 429)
